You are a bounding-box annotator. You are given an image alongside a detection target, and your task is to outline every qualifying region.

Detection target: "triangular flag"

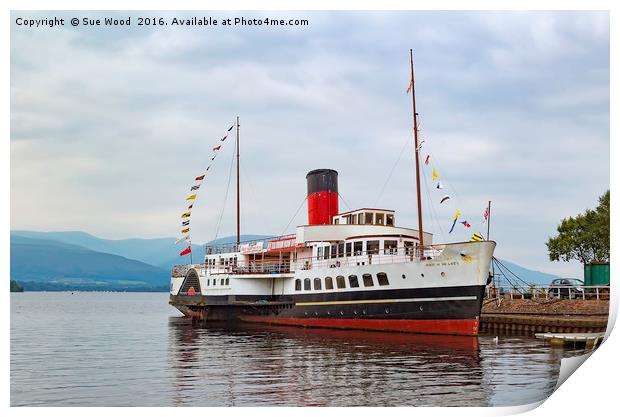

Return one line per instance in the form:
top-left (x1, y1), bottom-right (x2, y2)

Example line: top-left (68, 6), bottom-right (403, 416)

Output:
top-left (213, 145), bottom-right (221, 151)
top-left (436, 181), bottom-right (443, 189)
top-left (206, 165), bottom-right (211, 171)
top-left (416, 140), bottom-right (425, 151)
top-left (182, 220), bottom-right (190, 226)
top-left (406, 79), bottom-right (412, 94)
top-left (187, 204), bottom-right (193, 210)
top-left (175, 235), bottom-right (190, 244)
top-left (180, 246), bottom-right (192, 256)
top-left (186, 194), bottom-right (197, 200)
top-left (470, 232), bottom-right (484, 242)
top-left (181, 212), bottom-right (191, 218)
top-left (181, 228), bottom-right (190, 234)
top-left (453, 209), bottom-right (461, 221)
top-left (211, 156), bottom-right (216, 161)
top-left (460, 220), bottom-right (471, 228)
top-left (440, 195), bottom-right (450, 204)
top-left (195, 175), bottom-right (205, 181)
top-left (227, 125), bottom-right (234, 132)
top-left (191, 185), bottom-right (200, 191)
top-left (432, 168), bottom-right (438, 181)
top-left (424, 154), bottom-right (430, 165)
top-left (221, 135), bottom-right (228, 142)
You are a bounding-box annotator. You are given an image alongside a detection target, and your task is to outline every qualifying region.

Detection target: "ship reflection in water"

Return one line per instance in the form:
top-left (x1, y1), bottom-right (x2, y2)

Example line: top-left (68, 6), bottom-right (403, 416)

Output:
top-left (167, 318), bottom-right (564, 407)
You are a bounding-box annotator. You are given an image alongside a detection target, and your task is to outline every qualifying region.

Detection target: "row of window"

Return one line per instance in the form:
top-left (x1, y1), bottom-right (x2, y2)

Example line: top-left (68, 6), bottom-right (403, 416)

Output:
top-left (317, 240), bottom-right (417, 260)
top-left (334, 212), bottom-right (394, 226)
top-left (206, 257), bottom-right (238, 267)
top-left (294, 273), bottom-right (390, 291)
top-left (206, 278), bottom-right (230, 287)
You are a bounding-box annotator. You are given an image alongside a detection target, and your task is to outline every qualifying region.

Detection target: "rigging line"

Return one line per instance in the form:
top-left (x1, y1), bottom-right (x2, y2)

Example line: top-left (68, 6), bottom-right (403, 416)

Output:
top-left (338, 192), bottom-right (352, 212)
top-left (420, 153), bottom-right (447, 242)
top-left (280, 196), bottom-right (308, 236)
top-left (493, 257), bottom-right (534, 287)
top-left (214, 137), bottom-right (237, 241)
top-left (373, 134), bottom-right (411, 207)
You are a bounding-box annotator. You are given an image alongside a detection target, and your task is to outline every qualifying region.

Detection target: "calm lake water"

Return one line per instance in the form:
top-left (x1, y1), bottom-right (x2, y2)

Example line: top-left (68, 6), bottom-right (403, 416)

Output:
top-left (10, 292), bottom-right (585, 407)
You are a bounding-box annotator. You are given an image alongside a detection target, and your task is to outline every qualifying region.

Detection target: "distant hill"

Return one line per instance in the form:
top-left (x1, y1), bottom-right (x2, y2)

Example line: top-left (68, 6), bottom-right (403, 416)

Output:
top-left (10, 235), bottom-right (169, 290)
top-left (11, 230), bottom-right (271, 271)
top-left (495, 259), bottom-right (560, 285)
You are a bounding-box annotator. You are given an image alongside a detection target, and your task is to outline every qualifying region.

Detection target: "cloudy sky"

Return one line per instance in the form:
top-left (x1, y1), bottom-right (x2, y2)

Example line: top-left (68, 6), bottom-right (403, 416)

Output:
top-left (10, 11), bottom-right (609, 277)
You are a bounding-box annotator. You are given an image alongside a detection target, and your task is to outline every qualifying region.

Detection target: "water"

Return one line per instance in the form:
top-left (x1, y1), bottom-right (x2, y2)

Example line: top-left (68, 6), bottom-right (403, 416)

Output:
top-left (10, 292), bottom-right (586, 406)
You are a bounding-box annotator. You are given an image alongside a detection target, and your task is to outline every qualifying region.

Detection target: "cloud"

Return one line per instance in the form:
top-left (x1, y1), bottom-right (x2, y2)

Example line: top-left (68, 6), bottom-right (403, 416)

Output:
top-left (10, 11), bottom-right (609, 277)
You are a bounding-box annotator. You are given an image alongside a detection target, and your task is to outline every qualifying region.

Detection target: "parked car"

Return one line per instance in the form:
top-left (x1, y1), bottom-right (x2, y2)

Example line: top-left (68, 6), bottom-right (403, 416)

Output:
top-left (549, 278), bottom-right (584, 299)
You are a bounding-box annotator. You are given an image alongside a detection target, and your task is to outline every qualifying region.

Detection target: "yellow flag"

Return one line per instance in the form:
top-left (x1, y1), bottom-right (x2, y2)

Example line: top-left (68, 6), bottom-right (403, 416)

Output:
top-left (453, 209), bottom-right (461, 221)
top-left (186, 194), bottom-right (197, 201)
top-left (181, 212), bottom-right (191, 218)
top-left (432, 168), bottom-right (438, 181)
top-left (470, 232), bottom-right (484, 242)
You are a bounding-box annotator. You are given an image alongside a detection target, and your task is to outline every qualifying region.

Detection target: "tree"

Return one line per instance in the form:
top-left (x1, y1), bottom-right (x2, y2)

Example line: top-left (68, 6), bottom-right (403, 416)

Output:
top-left (547, 190), bottom-right (610, 264)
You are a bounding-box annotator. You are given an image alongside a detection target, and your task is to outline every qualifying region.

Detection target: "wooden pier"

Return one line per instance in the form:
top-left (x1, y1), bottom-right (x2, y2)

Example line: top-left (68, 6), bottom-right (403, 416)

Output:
top-left (535, 332), bottom-right (605, 348)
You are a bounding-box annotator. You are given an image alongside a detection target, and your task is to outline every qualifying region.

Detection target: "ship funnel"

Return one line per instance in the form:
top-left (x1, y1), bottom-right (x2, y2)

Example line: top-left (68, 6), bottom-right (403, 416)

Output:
top-left (306, 169), bottom-right (339, 225)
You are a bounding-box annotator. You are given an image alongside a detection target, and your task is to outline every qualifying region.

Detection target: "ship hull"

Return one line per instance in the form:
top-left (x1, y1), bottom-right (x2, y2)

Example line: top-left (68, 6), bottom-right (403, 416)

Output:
top-left (169, 284), bottom-right (485, 336)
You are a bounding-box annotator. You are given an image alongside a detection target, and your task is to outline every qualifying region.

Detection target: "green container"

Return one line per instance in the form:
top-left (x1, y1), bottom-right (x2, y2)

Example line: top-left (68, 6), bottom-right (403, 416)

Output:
top-left (584, 263), bottom-right (610, 286)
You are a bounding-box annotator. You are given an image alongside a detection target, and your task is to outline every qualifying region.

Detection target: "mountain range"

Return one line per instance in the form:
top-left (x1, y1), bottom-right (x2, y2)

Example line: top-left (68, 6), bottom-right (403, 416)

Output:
top-left (10, 230), bottom-right (560, 291)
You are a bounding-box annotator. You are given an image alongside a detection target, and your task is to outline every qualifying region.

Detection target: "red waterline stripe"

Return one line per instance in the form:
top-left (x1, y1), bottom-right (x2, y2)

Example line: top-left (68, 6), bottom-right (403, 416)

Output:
top-left (238, 316), bottom-right (479, 336)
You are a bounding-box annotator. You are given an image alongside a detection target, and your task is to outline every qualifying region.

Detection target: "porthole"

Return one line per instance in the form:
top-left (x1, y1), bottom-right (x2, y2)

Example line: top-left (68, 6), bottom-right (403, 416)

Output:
top-left (419, 305), bottom-right (424, 311)
top-left (385, 307), bottom-right (390, 314)
top-left (304, 311), bottom-right (308, 316)
top-left (314, 311), bottom-right (318, 316)
top-left (441, 272), bottom-right (446, 277)
top-left (402, 274), bottom-right (406, 279)
top-left (353, 310), bottom-right (358, 315)
top-left (340, 311), bottom-right (344, 316)
top-left (362, 309), bottom-right (367, 315)
top-left (421, 273), bottom-right (425, 277)
top-left (327, 311), bottom-right (331, 315)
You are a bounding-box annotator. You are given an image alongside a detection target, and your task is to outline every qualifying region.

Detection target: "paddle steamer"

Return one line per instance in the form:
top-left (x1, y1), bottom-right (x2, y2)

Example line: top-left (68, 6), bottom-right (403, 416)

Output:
top-left (169, 51), bottom-right (496, 335)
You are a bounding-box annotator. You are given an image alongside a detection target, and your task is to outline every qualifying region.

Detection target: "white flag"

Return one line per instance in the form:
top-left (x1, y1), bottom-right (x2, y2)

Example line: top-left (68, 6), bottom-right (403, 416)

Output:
top-left (175, 235), bottom-right (190, 244)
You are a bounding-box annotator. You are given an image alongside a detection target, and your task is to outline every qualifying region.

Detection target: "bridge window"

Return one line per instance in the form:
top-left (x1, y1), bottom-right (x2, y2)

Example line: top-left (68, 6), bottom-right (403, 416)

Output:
top-left (337, 243), bottom-right (344, 258)
top-left (336, 275), bottom-right (346, 289)
top-left (376, 213), bottom-right (384, 225)
top-left (323, 246), bottom-right (329, 260)
top-left (367, 240), bottom-right (380, 255)
top-left (364, 212), bottom-right (373, 224)
top-left (404, 241), bottom-right (414, 255)
top-left (225, 278), bottom-right (229, 285)
top-left (330, 244), bottom-right (337, 259)
top-left (357, 213), bottom-right (364, 224)
top-left (304, 278), bottom-right (311, 291)
top-left (354, 241), bottom-right (363, 255)
top-left (295, 279), bottom-right (301, 291)
top-left (325, 276), bottom-right (334, 290)
top-left (314, 278), bottom-right (322, 290)
top-left (345, 242), bottom-right (352, 257)
top-left (317, 247), bottom-right (323, 260)
top-left (384, 240), bottom-right (398, 255)
top-left (348, 275), bottom-right (360, 288)
top-left (377, 272), bottom-right (390, 286)
top-left (363, 273), bottom-right (374, 287)
top-left (386, 214), bottom-right (394, 226)
top-left (220, 279), bottom-right (225, 285)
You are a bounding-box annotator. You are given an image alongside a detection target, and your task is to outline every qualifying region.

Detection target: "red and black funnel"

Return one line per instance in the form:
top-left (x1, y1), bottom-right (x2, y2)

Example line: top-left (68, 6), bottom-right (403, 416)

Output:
top-left (306, 169), bottom-right (339, 225)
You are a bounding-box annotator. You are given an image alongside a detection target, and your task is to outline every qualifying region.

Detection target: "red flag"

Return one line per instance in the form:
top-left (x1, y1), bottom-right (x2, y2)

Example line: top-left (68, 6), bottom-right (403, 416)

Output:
top-left (180, 246), bottom-right (192, 256)
top-left (424, 154), bottom-right (430, 165)
top-left (483, 207), bottom-right (489, 222)
top-left (213, 145), bottom-right (221, 151)
top-left (406, 79), bottom-right (413, 94)
top-left (195, 175), bottom-right (205, 181)
top-left (187, 204), bottom-right (193, 210)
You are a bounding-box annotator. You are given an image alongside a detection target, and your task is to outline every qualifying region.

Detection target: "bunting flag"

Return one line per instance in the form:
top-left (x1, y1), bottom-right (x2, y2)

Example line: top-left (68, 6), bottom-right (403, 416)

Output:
top-left (195, 175), bottom-right (205, 181)
top-left (460, 220), bottom-right (471, 228)
top-left (187, 204), bottom-right (193, 210)
top-left (227, 125), bottom-right (234, 132)
top-left (470, 232), bottom-right (484, 242)
top-left (213, 145), bottom-right (221, 151)
top-left (186, 194), bottom-right (197, 201)
top-left (440, 195), bottom-right (451, 204)
top-left (179, 246), bottom-right (192, 256)
top-left (182, 220), bottom-right (190, 226)
top-left (211, 156), bottom-right (216, 161)
top-left (181, 212), bottom-right (191, 218)
top-left (181, 227), bottom-right (190, 234)
top-left (406, 79), bottom-right (413, 94)
top-left (424, 154), bottom-right (430, 165)
top-left (432, 168), bottom-right (438, 181)
top-left (436, 181), bottom-right (443, 189)
top-left (221, 135), bottom-right (228, 142)
top-left (191, 185), bottom-right (200, 191)
top-left (449, 209), bottom-right (461, 234)
top-left (206, 165), bottom-right (211, 171)
top-left (416, 140), bottom-right (425, 151)
top-left (175, 235), bottom-right (190, 244)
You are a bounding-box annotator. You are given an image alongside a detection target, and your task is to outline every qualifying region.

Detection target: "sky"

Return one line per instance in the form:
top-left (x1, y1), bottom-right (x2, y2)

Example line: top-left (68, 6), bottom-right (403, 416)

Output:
top-left (10, 11), bottom-right (610, 277)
